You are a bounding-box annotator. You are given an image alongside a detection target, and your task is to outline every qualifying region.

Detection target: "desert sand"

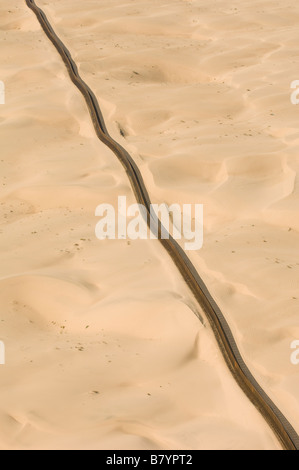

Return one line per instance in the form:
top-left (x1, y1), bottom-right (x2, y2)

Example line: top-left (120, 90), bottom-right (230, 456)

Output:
top-left (0, 0), bottom-right (298, 450)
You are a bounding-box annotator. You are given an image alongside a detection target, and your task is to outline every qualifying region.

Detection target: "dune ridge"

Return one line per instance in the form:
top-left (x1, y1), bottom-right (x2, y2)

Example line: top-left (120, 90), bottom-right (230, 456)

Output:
top-left (1, 0), bottom-right (298, 450)
top-left (34, 0), bottom-right (299, 441)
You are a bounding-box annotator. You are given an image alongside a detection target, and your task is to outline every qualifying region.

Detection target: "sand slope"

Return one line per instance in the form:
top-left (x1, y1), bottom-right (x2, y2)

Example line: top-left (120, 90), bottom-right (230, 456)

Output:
top-left (1, 0), bottom-right (296, 450)
top-left (37, 0), bottom-right (299, 436)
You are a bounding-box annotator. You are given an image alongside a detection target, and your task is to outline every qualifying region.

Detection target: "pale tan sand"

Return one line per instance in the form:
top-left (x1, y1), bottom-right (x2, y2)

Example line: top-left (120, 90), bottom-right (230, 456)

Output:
top-left (0, 0), bottom-right (296, 450)
top-left (34, 0), bottom-right (299, 442)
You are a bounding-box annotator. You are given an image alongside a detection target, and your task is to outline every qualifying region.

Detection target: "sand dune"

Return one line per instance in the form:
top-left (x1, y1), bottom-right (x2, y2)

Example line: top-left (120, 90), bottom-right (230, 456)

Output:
top-left (0, 0), bottom-right (298, 450)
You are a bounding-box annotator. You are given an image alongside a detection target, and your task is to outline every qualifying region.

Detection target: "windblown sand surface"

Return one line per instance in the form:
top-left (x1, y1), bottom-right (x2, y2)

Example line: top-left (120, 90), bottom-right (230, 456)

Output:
top-left (0, 0), bottom-right (298, 450)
